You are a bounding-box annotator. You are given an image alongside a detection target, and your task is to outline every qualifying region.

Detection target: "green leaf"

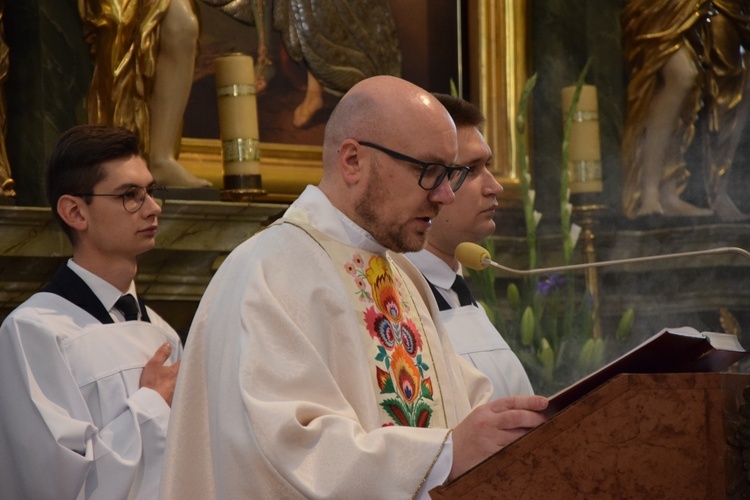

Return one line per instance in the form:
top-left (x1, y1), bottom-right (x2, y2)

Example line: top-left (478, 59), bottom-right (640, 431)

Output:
top-left (381, 378), bottom-right (396, 394)
top-left (521, 306), bottom-right (535, 346)
top-left (479, 300), bottom-right (496, 325)
top-left (578, 337), bottom-right (604, 372)
top-left (537, 337), bottom-right (555, 378)
top-left (616, 309), bottom-right (635, 341)
top-left (578, 338), bottom-right (595, 370)
top-left (413, 402), bottom-right (433, 428)
top-left (375, 346), bottom-right (388, 363)
top-left (517, 73), bottom-right (539, 271)
top-left (560, 58), bottom-right (592, 266)
top-left (507, 283), bottom-right (521, 310)
top-left (381, 398), bottom-right (411, 426)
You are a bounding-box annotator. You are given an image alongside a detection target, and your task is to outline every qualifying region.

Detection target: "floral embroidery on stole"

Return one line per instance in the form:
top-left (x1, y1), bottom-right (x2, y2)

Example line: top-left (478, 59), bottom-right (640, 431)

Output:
top-left (319, 238), bottom-right (446, 428)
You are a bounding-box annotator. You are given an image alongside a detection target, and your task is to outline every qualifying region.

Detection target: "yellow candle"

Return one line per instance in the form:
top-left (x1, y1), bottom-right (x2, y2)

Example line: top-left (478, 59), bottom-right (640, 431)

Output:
top-left (561, 85), bottom-right (602, 194)
top-left (215, 53), bottom-right (262, 189)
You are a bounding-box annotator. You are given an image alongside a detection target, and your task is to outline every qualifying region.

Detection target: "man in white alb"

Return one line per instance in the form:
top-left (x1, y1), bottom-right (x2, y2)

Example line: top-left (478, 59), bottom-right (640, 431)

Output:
top-left (0, 125), bottom-right (181, 498)
top-left (407, 93), bottom-right (534, 400)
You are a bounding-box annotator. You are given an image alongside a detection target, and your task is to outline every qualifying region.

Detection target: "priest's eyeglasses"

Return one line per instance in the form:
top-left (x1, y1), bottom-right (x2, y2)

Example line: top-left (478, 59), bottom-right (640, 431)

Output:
top-left (74, 185), bottom-right (167, 213)
top-left (358, 141), bottom-right (470, 192)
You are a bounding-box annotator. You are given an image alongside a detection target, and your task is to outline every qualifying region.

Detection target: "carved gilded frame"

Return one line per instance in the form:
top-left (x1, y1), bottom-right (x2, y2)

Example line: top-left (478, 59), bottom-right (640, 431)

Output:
top-left (180, 0), bottom-right (527, 202)
top-left (468, 0), bottom-right (528, 199)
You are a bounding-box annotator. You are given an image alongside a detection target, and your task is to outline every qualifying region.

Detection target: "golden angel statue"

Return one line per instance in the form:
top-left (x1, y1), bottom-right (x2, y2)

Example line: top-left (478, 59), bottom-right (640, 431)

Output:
top-left (621, 0), bottom-right (750, 220)
top-left (79, 0), bottom-right (211, 187)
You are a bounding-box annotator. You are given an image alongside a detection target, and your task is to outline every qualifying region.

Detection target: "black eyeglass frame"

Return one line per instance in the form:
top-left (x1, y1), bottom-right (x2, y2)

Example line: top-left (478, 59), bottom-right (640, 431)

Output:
top-left (73, 184), bottom-right (168, 213)
top-left (358, 141), bottom-right (470, 192)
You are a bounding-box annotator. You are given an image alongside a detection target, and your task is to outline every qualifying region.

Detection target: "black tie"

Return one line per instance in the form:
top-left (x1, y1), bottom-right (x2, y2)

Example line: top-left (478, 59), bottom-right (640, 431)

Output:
top-left (451, 274), bottom-right (477, 307)
top-left (115, 294), bottom-right (139, 321)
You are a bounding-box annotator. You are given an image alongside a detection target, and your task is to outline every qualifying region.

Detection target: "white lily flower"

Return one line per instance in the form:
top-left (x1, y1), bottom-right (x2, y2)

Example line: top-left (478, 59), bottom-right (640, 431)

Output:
top-left (533, 210), bottom-right (543, 225)
top-left (569, 223), bottom-right (582, 247)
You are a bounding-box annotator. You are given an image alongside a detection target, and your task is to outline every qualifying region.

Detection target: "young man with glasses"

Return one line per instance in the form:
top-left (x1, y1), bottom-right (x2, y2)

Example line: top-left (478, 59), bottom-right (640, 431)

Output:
top-left (0, 124), bottom-right (181, 498)
top-left (162, 76), bottom-right (547, 499)
top-left (407, 94), bottom-right (535, 401)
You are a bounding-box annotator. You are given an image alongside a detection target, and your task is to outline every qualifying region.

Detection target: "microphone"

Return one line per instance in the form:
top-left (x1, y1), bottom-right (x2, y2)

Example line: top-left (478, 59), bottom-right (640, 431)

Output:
top-left (455, 241), bottom-right (750, 275)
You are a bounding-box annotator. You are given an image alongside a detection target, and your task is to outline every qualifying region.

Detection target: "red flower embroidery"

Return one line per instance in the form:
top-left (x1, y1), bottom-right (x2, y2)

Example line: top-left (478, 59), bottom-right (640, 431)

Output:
top-left (376, 367), bottom-right (391, 391)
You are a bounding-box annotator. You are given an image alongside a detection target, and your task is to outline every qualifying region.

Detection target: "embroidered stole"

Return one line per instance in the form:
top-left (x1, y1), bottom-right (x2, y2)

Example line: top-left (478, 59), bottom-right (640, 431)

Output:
top-left (287, 221), bottom-right (447, 429)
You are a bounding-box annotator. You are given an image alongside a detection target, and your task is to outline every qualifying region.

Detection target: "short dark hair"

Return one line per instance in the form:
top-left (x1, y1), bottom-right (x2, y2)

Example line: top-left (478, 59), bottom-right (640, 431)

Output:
top-left (45, 125), bottom-right (142, 242)
top-left (431, 93), bottom-right (486, 133)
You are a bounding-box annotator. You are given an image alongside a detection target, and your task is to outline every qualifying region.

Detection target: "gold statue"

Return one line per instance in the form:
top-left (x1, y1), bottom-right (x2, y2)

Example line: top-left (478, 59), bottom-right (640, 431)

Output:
top-left (621, 0), bottom-right (750, 220)
top-left (79, 0), bottom-right (211, 187)
top-left (0, 1), bottom-right (14, 198)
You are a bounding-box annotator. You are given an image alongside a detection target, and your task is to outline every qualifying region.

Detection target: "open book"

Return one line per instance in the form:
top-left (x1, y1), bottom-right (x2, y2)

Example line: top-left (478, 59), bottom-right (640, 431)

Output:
top-left (545, 326), bottom-right (749, 416)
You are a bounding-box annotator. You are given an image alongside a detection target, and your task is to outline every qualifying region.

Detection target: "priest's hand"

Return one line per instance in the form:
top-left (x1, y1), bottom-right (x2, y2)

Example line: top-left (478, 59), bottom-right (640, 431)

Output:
top-left (449, 395), bottom-right (548, 479)
top-left (140, 342), bottom-right (181, 407)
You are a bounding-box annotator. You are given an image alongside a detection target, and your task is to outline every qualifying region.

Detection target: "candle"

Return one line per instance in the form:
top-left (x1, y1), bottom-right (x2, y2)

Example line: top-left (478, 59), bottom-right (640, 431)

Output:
top-left (561, 84), bottom-right (602, 193)
top-left (215, 53), bottom-right (263, 192)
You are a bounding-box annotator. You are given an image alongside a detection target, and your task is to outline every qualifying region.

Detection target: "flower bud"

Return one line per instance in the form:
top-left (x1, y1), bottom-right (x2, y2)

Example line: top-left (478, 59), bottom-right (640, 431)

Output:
top-left (521, 306), bottom-right (535, 346)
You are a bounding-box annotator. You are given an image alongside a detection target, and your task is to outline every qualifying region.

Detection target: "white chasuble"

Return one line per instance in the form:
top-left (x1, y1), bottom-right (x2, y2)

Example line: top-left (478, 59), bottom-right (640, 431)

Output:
top-left (160, 190), bottom-right (492, 499)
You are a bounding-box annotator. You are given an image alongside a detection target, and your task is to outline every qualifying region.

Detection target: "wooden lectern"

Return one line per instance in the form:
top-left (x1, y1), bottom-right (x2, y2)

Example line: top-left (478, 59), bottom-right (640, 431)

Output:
top-left (430, 373), bottom-right (750, 498)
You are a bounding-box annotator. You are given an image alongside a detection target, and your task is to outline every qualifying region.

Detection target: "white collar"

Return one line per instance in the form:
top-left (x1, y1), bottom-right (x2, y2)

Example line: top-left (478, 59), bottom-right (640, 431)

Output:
top-left (283, 185), bottom-right (388, 255)
top-left (406, 249), bottom-right (462, 290)
top-left (66, 259), bottom-right (138, 312)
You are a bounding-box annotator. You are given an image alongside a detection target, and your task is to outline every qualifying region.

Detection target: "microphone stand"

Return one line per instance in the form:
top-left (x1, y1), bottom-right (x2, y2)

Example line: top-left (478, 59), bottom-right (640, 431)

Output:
top-left (476, 245), bottom-right (750, 276)
top-left (460, 234), bottom-right (750, 345)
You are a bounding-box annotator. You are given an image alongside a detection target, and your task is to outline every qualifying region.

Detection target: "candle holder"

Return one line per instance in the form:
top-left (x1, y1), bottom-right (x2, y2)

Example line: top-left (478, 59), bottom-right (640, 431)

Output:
top-left (219, 137), bottom-right (266, 202)
top-left (572, 203), bottom-right (609, 340)
top-left (215, 53), bottom-right (267, 202)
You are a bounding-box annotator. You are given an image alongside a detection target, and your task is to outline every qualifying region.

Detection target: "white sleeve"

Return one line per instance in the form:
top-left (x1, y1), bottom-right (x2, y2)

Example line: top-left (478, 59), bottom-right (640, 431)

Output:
top-left (416, 436), bottom-right (453, 498)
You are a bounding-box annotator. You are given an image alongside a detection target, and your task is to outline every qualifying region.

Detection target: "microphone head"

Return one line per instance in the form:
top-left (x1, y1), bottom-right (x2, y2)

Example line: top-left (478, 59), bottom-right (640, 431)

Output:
top-left (456, 242), bottom-right (490, 270)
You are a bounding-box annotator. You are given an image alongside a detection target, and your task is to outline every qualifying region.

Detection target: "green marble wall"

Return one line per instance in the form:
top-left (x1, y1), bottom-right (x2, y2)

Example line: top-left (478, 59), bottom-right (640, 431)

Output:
top-left (5, 0), bottom-right (91, 207)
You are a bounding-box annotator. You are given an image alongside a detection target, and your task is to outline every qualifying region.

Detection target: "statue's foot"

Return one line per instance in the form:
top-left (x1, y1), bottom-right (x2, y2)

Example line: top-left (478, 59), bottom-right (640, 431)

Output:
top-left (635, 198), bottom-right (664, 217)
top-left (712, 193), bottom-right (750, 222)
top-left (292, 92), bottom-right (324, 128)
top-left (151, 158), bottom-right (212, 188)
top-left (1, 178), bottom-right (16, 197)
top-left (660, 196), bottom-right (713, 217)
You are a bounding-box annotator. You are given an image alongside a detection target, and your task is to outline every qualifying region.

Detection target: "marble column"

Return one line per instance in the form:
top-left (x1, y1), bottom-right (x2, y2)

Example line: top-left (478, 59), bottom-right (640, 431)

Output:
top-left (4, 0), bottom-right (91, 206)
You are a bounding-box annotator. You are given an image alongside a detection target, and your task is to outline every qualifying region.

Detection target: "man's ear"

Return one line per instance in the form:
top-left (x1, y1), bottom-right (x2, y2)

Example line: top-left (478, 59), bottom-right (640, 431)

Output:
top-left (57, 195), bottom-right (88, 232)
top-left (338, 139), bottom-right (364, 185)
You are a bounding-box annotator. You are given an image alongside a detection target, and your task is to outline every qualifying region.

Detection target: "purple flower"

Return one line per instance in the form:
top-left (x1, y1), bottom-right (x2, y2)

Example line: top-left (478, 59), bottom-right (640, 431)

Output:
top-left (536, 274), bottom-right (567, 297)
